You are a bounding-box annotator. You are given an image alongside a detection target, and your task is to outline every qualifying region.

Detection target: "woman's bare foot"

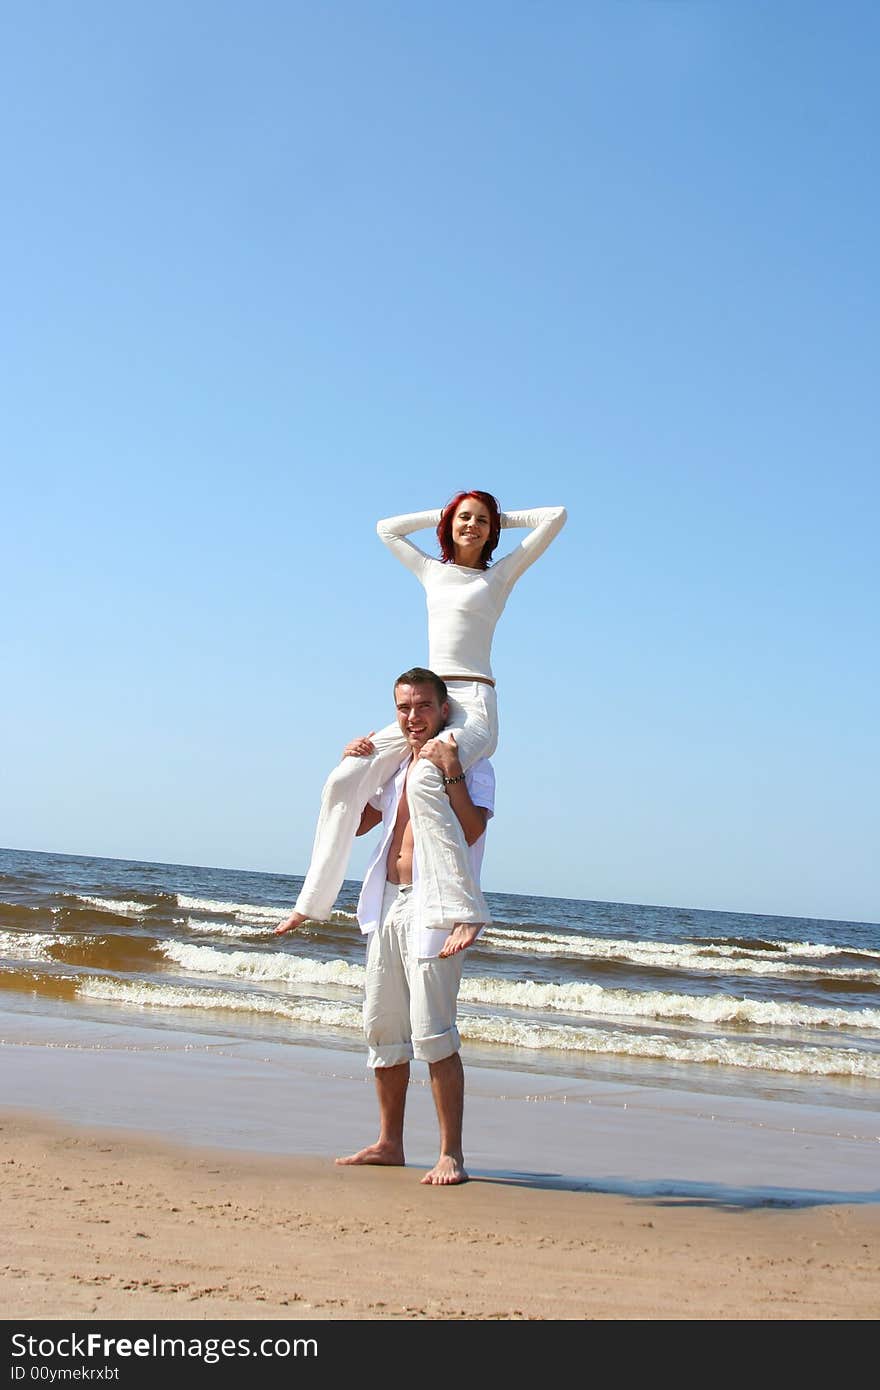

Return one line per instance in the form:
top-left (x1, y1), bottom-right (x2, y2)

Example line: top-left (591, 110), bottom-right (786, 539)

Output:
top-left (438, 923), bottom-right (481, 958)
top-left (335, 1141), bottom-right (405, 1166)
top-left (420, 1153), bottom-right (468, 1185)
top-left (274, 911), bottom-right (307, 936)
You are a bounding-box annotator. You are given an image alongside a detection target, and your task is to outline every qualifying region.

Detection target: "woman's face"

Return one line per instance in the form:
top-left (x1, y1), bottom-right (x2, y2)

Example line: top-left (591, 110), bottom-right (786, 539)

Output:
top-left (451, 497), bottom-right (492, 562)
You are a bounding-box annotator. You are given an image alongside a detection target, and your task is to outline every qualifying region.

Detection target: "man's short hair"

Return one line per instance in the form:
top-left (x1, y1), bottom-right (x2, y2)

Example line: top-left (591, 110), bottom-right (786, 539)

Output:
top-left (394, 668), bottom-right (448, 705)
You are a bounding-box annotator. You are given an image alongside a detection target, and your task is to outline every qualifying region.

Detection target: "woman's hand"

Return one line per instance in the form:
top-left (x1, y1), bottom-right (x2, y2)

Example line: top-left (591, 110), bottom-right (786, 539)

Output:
top-left (342, 732), bottom-right (376, 759)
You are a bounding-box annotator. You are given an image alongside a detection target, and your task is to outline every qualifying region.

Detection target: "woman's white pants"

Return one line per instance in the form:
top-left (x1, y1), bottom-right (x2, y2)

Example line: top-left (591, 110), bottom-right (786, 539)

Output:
top-left (294, 681), bottom-right (498, 929)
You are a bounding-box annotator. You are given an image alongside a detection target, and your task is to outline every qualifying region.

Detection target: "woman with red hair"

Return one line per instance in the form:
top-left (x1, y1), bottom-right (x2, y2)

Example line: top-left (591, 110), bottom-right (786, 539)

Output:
top-left (277, 493), bottom-right (566, 939)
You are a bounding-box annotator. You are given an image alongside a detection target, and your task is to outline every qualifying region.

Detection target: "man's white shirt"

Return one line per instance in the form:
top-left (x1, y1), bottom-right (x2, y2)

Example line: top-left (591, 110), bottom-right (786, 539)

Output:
top-left (356, 756), bottom-right (495, 958)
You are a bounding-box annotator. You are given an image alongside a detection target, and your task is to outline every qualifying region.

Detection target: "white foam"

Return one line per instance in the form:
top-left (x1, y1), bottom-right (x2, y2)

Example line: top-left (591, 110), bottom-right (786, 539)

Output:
top-left (460, 1015), bottom-right (880, 1076)
top-left (162, 941), bottom-right (364, 987)
top-left (0, 932), bottom-right (54, 962)
top-left (176, 894), bottom-right (288, 922)
top-left (483, 928), bottom-right (880, 980)
top-left (183, 917), bottom-right (272, 939)
top-left (71, 977), bottom-right (880, 1078)
top-left (78, 896), bottom-right (148, 916)
top-left (459, 976), bottom-right (880, 1031)
top-left (77, 977), bottom-right (363, 1031)
top-left (157, 941), bottom-right (880, 1032)
top-left (174, 895), bottom-right (359, 926)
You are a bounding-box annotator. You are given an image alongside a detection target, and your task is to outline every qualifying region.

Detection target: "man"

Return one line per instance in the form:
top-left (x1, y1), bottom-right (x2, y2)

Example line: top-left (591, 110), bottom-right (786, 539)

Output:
top-left (337, 667), bottom-right (494, 1186)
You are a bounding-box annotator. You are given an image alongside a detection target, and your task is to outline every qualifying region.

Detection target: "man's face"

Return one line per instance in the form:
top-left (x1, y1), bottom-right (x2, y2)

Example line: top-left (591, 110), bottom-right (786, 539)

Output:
top-left (394, 683), bottom-right (448, 752)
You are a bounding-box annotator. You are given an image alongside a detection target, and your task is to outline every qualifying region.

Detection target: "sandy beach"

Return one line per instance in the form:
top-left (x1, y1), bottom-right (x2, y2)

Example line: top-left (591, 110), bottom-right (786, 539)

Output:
top-left (3, 1107), bottom-right (879, 1321)
top-left (3, 985), bottom-right (880, 1323)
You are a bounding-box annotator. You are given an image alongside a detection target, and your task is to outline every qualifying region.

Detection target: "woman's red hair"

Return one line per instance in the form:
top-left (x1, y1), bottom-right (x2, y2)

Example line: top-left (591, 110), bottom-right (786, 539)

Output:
top-left (436, 491), bottom-right (501, 569)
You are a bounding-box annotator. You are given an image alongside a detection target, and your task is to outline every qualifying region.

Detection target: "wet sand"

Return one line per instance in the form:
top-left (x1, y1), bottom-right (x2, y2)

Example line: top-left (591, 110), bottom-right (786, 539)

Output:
top-left (3, 1004), bottom-right (880, 1319)
top-left (3, 1109), bottom-right (879, 1320)
top-left (3, 1008), bottom-right (880, 1199)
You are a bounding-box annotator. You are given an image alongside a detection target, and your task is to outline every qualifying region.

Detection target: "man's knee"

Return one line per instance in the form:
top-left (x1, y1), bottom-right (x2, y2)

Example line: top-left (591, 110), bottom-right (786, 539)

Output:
top-left (367, 1041), bottom-right (413, 1068)
top-left (407, 758), bottom-right (445, 803)
top-left (324, 754), bottom-right (370, 799)
top-left (412, 1024), bottom-right (461, 1064)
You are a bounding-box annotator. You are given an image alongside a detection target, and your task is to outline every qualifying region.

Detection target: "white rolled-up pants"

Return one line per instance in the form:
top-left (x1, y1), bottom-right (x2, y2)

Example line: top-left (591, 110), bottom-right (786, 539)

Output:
top-left (364, 881), bottom-right (464, 1068)
top-left (294, 681), bottom-right (498, 929)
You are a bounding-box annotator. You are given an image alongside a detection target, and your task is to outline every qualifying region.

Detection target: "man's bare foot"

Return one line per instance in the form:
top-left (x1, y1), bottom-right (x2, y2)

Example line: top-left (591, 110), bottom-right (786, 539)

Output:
top-left (335, 1141), bottom-right (405, 1167)
top-left (438, 923), bottom-right (481, 958)
top-left (420, 1153), bottom-right (468, 1185)
top-left (274, 911), bottom-right (307, 936)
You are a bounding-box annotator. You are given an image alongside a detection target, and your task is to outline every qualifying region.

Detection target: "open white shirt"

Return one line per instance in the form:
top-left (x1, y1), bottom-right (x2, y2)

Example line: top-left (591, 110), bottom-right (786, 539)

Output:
top-left (356, 756), bottom-right (496, 958)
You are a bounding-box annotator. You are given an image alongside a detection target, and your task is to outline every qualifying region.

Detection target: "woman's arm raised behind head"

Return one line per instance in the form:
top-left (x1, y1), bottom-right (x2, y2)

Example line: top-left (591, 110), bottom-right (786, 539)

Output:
top-left (494, 505), bottom-right (568, 583)
top-left (375, 509), bottom-right (442, 578)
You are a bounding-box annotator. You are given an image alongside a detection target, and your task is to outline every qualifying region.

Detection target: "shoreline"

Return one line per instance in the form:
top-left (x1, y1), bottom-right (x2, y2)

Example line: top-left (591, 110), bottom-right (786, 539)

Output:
top-left (5, 1000), bottom-right (878, 1206)
top-left (3, 1108), bottom-right (879, 1320)
top-left (3, 1003), bottom-right (880, 1319)
top-left (2, 1005), bottom-right (880, 1206)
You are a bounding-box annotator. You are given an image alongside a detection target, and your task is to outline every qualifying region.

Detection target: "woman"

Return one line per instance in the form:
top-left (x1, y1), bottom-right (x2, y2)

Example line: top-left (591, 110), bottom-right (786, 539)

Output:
top-left (276, 492), bottom-right (566, 937)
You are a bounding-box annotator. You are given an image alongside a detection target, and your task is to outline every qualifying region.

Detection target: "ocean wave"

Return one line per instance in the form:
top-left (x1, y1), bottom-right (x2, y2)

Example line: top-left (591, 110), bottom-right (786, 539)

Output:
top-left (175, 894), bottom-right (358, 929)
top-left (71, 976), bottom-right (880, 1078)
top-left (156, 941), bottom-right (880, 1032)
top-left (78, 896), bottom-right (151, 917)
top-left (179, 914), bottom-right (357, 941)
top-left (696, 935), bottom-right (878, 959)
top-left (0, 904), bottom-right (54, 929)
top-left (0, 931), bottom-right (53, 963)
top-left (461, 1015), bottom-right (880, 1077)
top-left (77, 977), bottom-right (364, 1030)
top-left (0, 964), bottom-right (80, 1001)
top-left (176, 894), bottom-right (289, 924)
top-left (44, 935), bottom-right (164, 970)
top-left (183, 917), bottom-right (274, 939)
top-left (175, 895), bottom-right (355, 928)
top-left (162, 941), bottom-right (364, 987)
top-left (483, 927), bottom-right (880, 981)
top-left (459, 977), bottom-right (880, 1031)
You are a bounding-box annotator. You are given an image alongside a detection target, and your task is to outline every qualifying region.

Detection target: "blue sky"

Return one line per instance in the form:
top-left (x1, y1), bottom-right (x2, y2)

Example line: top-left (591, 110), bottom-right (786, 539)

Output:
top-left (3, 2), bottom-right (877, 922)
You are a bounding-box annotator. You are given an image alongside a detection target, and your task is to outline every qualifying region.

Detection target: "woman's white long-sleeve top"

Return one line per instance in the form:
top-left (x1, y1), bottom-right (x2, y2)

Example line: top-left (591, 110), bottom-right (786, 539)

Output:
top-left (375, 506), bottom-right (567, 682)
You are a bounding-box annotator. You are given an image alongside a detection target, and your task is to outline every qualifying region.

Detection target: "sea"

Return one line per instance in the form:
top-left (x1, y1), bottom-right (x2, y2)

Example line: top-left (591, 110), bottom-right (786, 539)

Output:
top-left (2, 845), bottom-right (879, 1120)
